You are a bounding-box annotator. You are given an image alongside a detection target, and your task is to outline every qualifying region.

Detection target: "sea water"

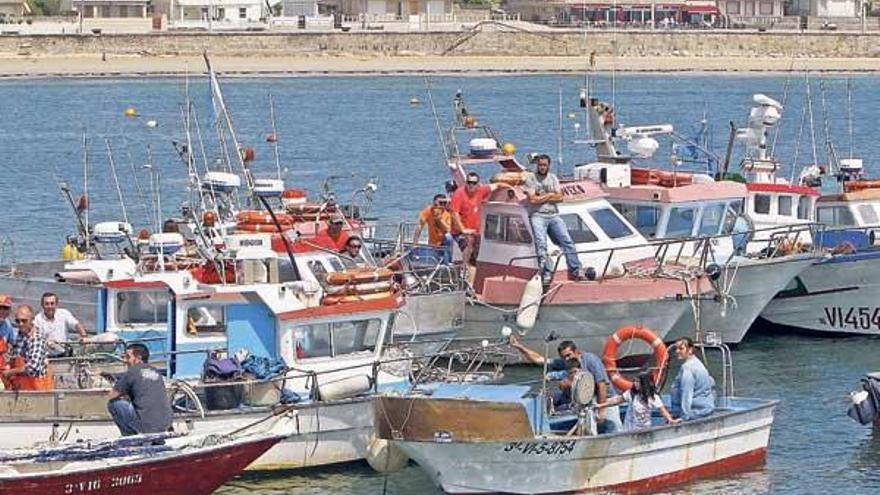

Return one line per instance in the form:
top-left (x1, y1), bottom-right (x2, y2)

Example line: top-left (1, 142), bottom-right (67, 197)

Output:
top-left (1, 74), bottom-right (879, 494)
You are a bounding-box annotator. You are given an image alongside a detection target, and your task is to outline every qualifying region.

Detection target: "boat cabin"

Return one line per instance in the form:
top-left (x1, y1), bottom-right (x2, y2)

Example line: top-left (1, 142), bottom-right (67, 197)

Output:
top-left (816, 188), bottom-right (880, 229)
top-left (473, 178), bottom-right (655, 292)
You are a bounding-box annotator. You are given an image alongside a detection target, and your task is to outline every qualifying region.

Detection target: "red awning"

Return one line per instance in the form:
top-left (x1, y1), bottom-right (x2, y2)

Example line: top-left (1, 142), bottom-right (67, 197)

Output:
top-left (684, 4), bottom-right (719, 13)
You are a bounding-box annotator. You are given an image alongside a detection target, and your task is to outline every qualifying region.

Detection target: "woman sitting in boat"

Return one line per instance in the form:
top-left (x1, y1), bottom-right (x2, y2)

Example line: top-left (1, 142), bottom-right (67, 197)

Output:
top-left (595, 372), bottom-right (679, 431)
top-left (670, 337), bottom-right (716, 421)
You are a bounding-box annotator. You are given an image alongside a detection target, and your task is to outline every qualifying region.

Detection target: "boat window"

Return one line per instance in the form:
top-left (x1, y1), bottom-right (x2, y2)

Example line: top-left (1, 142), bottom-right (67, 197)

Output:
top-left (753, 194), bottom-right (771, 215)
top-left (590, 207), bottom-right (634, 239)
top-left (332, 319), bottom-right (383, 355)
top-left (115, 290), bottom-right (170, 326)
top-left (778, 196), bottom-right (793, 217)
top-left (797, 196), bottom-right (812, 220)
top-left (485, 213), bottom-right (532, 244)
top-left (721, 201), bottom-right (742, 235)
top-left (560, 213), bottom-right (598, 243)
top-left (308, 260), bottom-right (329, 282)
top-left (666, 207), bottom-right (697, 238)
top-left (817, 206), bottom-right (856, 227)
top-left (185, 306), bottom-right (225, 336)
top-left (697, 203), bottom-right (725, 236)
top-left (294, 323), bottom-right (332, 359)
top-left (859, 204), bottom-right (879, 224)
top-left (613, 203), bottom-right (661, 238)
top-left (278, 258), bottom-right (299, 282)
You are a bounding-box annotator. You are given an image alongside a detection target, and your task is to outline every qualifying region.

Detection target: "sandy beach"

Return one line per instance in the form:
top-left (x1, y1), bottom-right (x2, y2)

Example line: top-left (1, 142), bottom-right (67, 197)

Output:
top-left (2, 54), bottom-right (880, 78)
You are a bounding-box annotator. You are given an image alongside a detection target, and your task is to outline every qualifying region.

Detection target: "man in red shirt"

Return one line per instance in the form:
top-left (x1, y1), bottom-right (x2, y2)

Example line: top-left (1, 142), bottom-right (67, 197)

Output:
top-left (314, 213), bottom-right (350, 251)
top-left (450, 172), bottom-right (502, 264)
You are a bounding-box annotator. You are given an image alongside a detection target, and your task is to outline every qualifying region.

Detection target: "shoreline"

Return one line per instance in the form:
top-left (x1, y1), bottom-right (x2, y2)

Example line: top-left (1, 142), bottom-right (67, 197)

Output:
top-left (3, 55), bottom-right (880, 78)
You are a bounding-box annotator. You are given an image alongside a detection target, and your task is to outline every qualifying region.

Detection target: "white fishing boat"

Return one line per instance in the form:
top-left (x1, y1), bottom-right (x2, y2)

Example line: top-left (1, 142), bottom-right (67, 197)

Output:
top-left (576, 94), bottom-right (818, 345)
top-left (375, 343), bottom-right (777, 494)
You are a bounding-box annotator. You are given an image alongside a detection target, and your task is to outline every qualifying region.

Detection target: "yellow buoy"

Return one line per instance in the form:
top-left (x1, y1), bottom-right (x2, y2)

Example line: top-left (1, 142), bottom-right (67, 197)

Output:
top-left (124, 107), bottom-right (138, 118)
top-left (502, 142), bottom-right (516, 156)
top-left (61, 243), bottom-right (73, 261)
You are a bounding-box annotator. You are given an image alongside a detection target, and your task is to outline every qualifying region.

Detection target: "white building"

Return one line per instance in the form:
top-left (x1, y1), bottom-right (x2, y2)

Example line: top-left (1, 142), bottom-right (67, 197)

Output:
top-left (810, 0), bottom-right (858, 16)
top-left (72, 0), bottom-right (150, 17)
top-left (337, 0), bottom-right (450, 17)
top-left (0, 0), bottom-right (31, 17)
top-left (172, 0), bottom-right (267, 28)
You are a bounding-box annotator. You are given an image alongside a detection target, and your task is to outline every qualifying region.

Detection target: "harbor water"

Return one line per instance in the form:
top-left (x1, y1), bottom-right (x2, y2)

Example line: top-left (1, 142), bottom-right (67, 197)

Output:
top-left (1, 74), bottom-right (880, 494)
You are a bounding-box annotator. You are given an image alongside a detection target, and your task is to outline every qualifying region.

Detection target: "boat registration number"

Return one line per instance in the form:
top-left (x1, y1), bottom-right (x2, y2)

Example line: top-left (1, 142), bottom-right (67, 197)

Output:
top-left (64, 473), bottom-right (143, 493)
top-left (502, 440), bottom-right (575, 456)
top-left (823, 307), bottom-right (880, 330)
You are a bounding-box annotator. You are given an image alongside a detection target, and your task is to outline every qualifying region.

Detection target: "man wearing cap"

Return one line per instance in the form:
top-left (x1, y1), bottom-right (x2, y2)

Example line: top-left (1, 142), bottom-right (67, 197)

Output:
top-left (413, 194), bottom-right (455, 263)
top-left (34, 292), bottom-right (87, 357)
top-left (314, 213), bottom-right (351, 252)
top-left (0, 295), bottom-right (14, 346)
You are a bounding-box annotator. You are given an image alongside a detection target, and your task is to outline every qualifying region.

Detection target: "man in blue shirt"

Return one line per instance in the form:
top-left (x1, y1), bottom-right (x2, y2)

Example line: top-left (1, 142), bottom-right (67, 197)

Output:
top-left (670, 337), bottom-right (716, 420)
top-left (511, 336), bottom-right (622, 433)
top-left (0, 295), bottom-right (15, 346)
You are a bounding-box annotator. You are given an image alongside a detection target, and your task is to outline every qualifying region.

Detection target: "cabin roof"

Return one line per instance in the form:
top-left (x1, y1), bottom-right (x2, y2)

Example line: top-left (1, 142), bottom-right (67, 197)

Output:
top-left (486, 179), bottom-right (607, 206)
top-left (277, 294), bottom-right (402, 321)
top-left (605, 181), bottom-right (747, 203)
top-left (818, 188), bottom-right (880, 202)
top-left (747, 182), bottom-right (819, 197)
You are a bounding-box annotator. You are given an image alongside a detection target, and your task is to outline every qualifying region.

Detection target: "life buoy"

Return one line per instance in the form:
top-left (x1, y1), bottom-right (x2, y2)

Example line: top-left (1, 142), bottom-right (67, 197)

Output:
top-left (325, 268), bottom-right (394, 286)
top-left (324, 280), bottom-right (393, 296)
top-left (490, 171), bottom-right (528, 187)
top-left (237, 210), bottom-right (294, 225)
top-left (236, 222), bottom-right (294, 233)
top-left (844, 180), bottom-right (880, 193)
top-left (630, 168), bottom-right (693, 187)
top-left (602, 326), bottom-right (668, 393)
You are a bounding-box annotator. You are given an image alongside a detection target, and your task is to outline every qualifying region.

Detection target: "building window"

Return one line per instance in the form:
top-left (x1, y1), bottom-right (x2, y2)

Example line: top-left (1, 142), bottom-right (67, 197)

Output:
top-left (725, 1), bottom-right (740, 14)
top-left (239, 7), bottom-right (247, 18)
top-left (759, 1), bottom-right (773, 14)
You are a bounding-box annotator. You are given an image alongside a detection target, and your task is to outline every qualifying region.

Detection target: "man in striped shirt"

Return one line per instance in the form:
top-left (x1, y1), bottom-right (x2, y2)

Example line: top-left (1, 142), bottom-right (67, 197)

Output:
top-left (1, 305), bottom-right (51, 390)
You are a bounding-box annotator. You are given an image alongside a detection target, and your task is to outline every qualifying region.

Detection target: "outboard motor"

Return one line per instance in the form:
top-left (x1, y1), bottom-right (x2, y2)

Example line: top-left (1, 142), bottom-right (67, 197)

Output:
top-left (847, 373), bottom-right (880, 425)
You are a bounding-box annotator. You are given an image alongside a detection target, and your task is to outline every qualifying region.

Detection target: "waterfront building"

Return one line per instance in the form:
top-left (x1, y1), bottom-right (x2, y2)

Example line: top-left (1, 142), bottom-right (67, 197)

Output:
top-left (0, 0), bottom-right (30, 17)
top-left (336, 0), bottom-right (451, 20)
top-left (171, 0), bottom-right (268, 29)
top-left (504, 0), bottom-right (719, 26)
top-left (71, 0), bottom-right (150, 17)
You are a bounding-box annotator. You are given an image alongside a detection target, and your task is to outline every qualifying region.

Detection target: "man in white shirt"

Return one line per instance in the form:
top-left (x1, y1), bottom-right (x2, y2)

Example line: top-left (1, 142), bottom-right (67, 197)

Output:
top-left (34, 293), bottom-right (88, 355)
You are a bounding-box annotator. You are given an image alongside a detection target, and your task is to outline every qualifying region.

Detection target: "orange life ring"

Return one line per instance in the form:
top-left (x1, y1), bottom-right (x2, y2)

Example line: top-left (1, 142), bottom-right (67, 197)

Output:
top-left (325, 268), bottom-right (394, 286)
top-left (490, 171), bottom-right (527, 186)
top-left (236, 222), bottom-right (294, 233)
top-left (844, 180), bottom-right (880, 193)
top-left (630, 168), bottom-right (693, 187)
top-left (602, 326), bottom-right (668, 393)
top-left (282, 189), bottom-right (307, 199)
top-left (237, 210), bottom-right (294, 225)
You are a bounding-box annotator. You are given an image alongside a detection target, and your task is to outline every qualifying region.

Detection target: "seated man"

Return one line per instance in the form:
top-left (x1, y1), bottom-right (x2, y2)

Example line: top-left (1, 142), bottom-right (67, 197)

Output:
top-left (2, 305), bottom-right (52, 391)
top-left (107, 343), bottom-right (173, 436)
top-left (340, 236), bottom-right (368, 268)
top-left (670, 337), bottom-right (717, 420)
top-left (511, 335), bottom-right (621, 433)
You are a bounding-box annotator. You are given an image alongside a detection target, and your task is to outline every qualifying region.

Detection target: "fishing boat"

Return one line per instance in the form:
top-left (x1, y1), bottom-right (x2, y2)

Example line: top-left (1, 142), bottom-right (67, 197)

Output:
top-left (726, 92), bottom-right (880, 335)
top-left (439, 93), bottom-right (706, 359)
top-left (0, 414), bottom-right (291, 495)
top-left (575, 94), bottom-right (818, 345)
top-left (375, 341), bottom-right (777, 494)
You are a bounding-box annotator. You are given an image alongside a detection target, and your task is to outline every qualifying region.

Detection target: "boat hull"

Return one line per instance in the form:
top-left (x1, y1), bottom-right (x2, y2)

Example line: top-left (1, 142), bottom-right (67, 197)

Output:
top-left (0, 392), bottom-right (376, 471)
top-left (0, 436), bottom-right (280, 495)
top-left (393, 291), bottom-right (464, 354)
top-left (458, 297), bottom-right (689, 360)
top-left (666, 254), bottom-right (816, 344)
top-left (380, 397), bottom-right (776, 494)
top-left (760, 251), bottom-right (880, 335)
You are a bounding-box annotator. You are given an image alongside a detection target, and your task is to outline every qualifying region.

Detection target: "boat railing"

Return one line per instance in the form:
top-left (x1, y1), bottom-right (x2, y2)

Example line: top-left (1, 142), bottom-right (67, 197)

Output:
top-left (810, 223), bottom-right (880, 250)
top-left (695, 337), bottom-right (735, 408)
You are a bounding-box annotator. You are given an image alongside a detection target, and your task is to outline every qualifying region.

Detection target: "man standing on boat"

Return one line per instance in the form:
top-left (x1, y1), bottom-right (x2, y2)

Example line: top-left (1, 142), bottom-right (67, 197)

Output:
top-left (315, 213), bottom-right (351, 252)
top-left (2, 305), bottom-right (52, 391)
top-left (670, 337), bottom-right (716, 420)
top-left (413, 194), bottom-right (455, 263)
top-left (523, 155), bottom-right (584, 284)
top-left (450, 172), bottom-right (502, 265)
top-left (510, 336), bottom-right (622, 433)
top-left (107, 343), bottom-right (172, 436)
top-left (34, 292), bottom-right (88, 357)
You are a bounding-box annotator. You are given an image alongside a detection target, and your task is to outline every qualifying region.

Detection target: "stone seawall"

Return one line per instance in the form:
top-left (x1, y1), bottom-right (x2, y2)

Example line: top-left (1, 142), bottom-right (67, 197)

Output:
top-left (3, 30), bottom-right (880, 59)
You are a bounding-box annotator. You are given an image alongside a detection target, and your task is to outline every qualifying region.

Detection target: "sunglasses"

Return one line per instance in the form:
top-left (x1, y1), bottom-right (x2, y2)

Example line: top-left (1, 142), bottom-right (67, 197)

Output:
top-left (466, 181), bottom-right (479, 186)
top-left (14, 318), bottom-right (29, 324)
top-left (349, 244), bottom-right (362, 249)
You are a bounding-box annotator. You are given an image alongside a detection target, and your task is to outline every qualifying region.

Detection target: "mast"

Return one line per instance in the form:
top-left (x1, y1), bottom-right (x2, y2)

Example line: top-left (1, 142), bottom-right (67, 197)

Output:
top-left (268, 92), bottom-right (283, 181)
top-left (105, 138), bottom-right (130, 225)
top-left (81, 128), bottom-right (91, 254)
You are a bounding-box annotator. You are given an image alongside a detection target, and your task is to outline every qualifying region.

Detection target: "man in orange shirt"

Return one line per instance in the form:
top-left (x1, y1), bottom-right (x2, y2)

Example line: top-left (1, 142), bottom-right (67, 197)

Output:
top-left (413, 194), bottom-right (454, 263)
top-left (450, 172), bottom-right (502, 264)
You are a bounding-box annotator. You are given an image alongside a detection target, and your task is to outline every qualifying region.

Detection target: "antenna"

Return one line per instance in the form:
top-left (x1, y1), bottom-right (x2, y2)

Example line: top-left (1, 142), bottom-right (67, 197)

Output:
top-left (104, 138), bottom-right (130, 225)
top-left (81, 127), bottom-right (91, 254)
top-left (847, 77), bottom-right (854, 159)
top-left (268, 92), bottom-right (283, 181)
top-left (557, 85), bottom-right (564, 168)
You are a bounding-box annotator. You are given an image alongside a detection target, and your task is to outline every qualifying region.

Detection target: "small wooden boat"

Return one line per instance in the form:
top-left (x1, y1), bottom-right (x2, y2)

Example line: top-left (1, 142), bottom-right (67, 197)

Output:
top-left (0, 414), bottom-right (291, 495)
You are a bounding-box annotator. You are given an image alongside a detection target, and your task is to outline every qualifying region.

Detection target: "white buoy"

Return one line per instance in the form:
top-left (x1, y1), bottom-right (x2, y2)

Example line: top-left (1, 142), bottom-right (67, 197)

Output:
top-left (146, 120), bottom-right (158, 128)
top-left (516, 273), bottom-right (543, 330)
top-left (365, 437), bottom-right (409, 473)
top-left (501, 326), bottom-right (513, 338)
top-left (481, 339), bottom-right (489, 348)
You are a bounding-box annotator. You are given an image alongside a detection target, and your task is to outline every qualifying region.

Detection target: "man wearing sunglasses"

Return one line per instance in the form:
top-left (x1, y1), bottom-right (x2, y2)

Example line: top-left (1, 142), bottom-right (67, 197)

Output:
top-left (2, 305), bottom-right (52, 391)
top-left (524, 154), bottom-right (584, 284)
top-left (413, 194), bottom-right (454, 263)
top-left (450, 172), bottom-right (502, 265)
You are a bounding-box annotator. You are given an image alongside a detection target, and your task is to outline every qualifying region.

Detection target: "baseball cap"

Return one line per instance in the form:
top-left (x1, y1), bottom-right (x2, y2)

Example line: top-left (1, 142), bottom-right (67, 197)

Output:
top-left (0, 294), bottom-right (11, 308)
top-left (329, 213), bottom-right (346, 225)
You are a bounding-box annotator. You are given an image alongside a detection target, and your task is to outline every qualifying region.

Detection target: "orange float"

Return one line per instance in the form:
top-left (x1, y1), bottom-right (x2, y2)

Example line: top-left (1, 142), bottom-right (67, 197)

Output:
top-left (630, 168), bottom-right (693, 187)
top-left (602, 326), bottom-right (668, 392)
top-left (325, 267), bottom-right (394, 286)
top-left (844, 180), bottom-right (880, 193)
